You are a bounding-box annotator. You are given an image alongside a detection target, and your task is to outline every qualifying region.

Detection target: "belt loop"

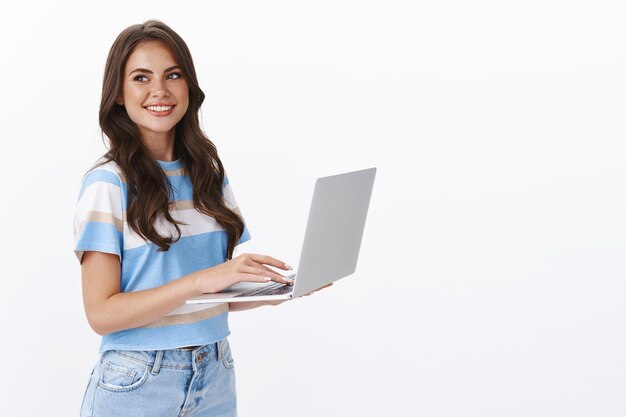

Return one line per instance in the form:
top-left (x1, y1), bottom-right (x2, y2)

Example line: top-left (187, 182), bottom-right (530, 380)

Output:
top-left (216, 341), bottom-right (221, 361)
top-left (151, 350), bottom-right (164, 375)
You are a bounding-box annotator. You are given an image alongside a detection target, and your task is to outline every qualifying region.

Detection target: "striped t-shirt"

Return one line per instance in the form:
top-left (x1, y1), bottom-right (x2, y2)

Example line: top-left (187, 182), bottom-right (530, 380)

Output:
top-left (73, 158), bottom-right (251, 352)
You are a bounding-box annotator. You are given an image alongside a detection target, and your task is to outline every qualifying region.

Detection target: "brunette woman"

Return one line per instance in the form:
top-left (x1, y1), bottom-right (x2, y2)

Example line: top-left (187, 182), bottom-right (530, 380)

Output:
top-left (75, 20), bottom-right (294, 417)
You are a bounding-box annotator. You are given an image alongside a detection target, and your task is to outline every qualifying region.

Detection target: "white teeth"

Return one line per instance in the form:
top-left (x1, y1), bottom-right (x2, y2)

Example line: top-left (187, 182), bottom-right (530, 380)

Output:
top-left (146, 105), bottom-right (173, 112)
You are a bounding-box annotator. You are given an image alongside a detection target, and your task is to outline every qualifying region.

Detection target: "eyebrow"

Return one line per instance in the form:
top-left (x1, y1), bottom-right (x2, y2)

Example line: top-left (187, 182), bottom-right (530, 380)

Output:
top-left (128, 65), bottom-right (181, 76)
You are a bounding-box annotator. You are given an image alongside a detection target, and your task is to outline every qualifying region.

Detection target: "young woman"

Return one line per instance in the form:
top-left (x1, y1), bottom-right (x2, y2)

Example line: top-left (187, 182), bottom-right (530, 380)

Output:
top-left (74, 20), bottom-right (304, 417)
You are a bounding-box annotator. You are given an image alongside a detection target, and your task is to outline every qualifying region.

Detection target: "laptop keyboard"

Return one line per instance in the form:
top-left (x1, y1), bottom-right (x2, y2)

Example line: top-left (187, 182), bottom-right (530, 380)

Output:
top-left (235, 282), bottom-right (294, 298)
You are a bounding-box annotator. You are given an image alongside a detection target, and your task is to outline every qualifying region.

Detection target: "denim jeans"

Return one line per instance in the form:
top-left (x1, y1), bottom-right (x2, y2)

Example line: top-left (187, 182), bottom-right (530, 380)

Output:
top-left (80, 339), bottom-right (237, 417)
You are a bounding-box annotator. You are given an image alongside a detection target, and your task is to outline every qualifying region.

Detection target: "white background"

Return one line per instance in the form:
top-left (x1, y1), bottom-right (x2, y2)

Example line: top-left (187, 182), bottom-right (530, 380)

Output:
top-left (1, 1), bottom-right (625, 416)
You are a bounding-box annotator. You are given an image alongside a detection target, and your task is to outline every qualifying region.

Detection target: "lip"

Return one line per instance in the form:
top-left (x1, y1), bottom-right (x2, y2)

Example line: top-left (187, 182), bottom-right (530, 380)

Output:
top-left (144, 104), bottom-right (176, 117)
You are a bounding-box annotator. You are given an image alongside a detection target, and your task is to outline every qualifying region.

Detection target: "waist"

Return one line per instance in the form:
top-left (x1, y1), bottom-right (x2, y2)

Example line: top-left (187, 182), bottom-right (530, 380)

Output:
top-left (100, 340), bottom-right (230, 371)
top-left (176, 345), bottom-right (201, 351)
top-left (98, 312), bottom-right (231, 354)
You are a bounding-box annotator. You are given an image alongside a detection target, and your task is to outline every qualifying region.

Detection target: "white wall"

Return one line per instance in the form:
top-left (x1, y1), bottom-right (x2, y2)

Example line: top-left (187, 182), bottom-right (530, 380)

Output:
top-left (1, 1), bottom-right (625, 416)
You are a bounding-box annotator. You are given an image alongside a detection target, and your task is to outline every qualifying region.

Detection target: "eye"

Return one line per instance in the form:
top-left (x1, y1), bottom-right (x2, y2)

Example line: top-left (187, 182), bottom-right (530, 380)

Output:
top-left (133, 74), bottom-right (149, 82)
top-left (167, 72), bottom-right (183, 80)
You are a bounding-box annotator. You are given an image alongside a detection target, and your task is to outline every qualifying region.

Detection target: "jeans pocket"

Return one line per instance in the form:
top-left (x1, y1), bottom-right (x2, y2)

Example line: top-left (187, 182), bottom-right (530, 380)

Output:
top-left (219, 339), bottom-right (235, 369)
top-left (97, 352), bottom-right (150, 392)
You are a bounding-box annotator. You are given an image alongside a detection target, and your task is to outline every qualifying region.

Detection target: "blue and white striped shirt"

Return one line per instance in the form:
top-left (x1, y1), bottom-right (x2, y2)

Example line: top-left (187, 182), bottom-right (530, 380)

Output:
top-left (73, 158), bottom-right (250, 352)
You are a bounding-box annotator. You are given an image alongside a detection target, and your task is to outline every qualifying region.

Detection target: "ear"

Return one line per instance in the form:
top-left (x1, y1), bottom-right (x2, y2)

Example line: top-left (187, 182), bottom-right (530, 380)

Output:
top-left (116, 95), bottom-right (124, 105)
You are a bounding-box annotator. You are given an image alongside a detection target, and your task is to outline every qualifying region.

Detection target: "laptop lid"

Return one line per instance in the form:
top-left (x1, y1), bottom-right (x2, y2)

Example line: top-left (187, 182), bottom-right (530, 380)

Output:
top-left (291, 167), bottom-right (376, 297)
top-left (185, 167), bottom-right (376, 304)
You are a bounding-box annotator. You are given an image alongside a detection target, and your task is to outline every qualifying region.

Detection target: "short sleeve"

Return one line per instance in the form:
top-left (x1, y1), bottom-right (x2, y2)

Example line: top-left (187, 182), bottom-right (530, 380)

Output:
top-left (222, 176), bottom-right (252, 245)
top-left (73, 168), bottom-right (124, 264)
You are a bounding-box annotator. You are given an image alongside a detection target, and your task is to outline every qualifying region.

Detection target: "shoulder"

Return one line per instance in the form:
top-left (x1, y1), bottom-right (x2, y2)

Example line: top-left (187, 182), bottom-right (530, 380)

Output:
top-left (81, 158), bottom-right (124, 187)
top-left (77, 158), bottom-right (126, 205)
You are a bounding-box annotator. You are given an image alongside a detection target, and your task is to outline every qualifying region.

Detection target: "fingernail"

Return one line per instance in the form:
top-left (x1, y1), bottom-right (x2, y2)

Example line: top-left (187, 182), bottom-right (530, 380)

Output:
top-left (283, 277), bottom-right (294, 283)
top-left (285, 263), bottom-right (293, 270)
top-left (264, 277), bottom-right (272, 281)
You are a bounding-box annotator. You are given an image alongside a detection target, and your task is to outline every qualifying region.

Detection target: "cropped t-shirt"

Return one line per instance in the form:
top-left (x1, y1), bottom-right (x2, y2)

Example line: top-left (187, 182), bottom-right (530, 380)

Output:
top-left (73, 158), bottom-right (251, 353)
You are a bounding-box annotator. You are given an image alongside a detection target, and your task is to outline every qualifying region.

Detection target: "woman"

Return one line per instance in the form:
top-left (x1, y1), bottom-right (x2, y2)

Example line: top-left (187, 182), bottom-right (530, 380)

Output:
top-left (75, 20), bottom-right (297, 417)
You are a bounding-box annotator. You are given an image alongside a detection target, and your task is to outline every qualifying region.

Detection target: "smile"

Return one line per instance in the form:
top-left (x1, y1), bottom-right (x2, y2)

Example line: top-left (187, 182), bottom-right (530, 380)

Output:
top-left (145, 105), bottom-right (174, 112)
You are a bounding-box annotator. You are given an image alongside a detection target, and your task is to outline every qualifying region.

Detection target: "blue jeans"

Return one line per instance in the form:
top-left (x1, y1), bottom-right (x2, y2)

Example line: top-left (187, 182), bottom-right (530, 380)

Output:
top-left (80, 339), bottom-right (237, 417)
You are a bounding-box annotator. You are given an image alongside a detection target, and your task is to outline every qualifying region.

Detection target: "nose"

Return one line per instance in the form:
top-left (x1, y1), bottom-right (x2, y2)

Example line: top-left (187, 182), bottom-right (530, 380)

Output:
top-left (151, 78), bottom-right (169, 98)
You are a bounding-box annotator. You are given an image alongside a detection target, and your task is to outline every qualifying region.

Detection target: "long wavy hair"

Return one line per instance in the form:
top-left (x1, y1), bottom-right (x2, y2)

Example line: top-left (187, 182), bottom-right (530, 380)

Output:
top-left (99, 20), bottom-right (244, 259)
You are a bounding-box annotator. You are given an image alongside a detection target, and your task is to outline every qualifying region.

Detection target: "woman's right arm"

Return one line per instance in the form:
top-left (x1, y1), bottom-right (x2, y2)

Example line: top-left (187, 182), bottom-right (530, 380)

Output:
top-left (81, 251), bottom-right (292, 335)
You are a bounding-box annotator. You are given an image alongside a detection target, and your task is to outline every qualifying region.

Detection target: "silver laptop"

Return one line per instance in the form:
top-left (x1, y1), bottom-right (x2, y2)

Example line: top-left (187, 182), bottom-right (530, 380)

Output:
top-left (186, 167), bottom-right (376, 304)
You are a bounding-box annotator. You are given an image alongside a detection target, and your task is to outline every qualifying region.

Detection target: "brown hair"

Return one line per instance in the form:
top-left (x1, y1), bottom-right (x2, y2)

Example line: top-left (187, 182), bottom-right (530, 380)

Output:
top-left (99, 19), bottom-right (244, 259)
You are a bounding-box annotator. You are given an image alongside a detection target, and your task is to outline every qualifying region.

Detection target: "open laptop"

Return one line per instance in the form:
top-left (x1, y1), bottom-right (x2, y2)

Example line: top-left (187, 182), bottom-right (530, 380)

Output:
top-left (186, 167), bottom-right (376, 304)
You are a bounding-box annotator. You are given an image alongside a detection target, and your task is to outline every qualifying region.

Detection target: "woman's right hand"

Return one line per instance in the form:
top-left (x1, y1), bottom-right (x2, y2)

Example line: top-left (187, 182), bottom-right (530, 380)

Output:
top-left (193, 253), bottom-right (294, 294)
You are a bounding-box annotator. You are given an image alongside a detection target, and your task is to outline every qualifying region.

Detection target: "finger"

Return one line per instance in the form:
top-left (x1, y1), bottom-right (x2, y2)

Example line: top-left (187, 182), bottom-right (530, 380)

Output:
top-left (274, 274), bottom-right (295, 285)
top-left (247, 253), bottom-right (292, 271)
top-left (242, 266), bottom-right (288, 283)
top-left (257, 265), bottom-right (295, 284)
top-left (239, 273), bottom-right (274, 283)
top-left (265, 271), bottom-right (294, 285)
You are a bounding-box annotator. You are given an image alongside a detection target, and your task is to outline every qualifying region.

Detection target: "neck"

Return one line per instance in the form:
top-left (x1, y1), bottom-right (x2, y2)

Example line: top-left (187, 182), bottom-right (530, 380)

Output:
top-left (140, 129), bottom-right (176, 161)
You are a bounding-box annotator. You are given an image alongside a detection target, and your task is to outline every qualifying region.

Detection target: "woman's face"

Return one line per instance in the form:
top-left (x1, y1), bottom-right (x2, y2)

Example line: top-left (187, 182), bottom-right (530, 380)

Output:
top-left (118, 41), bottom-right (189, 142)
